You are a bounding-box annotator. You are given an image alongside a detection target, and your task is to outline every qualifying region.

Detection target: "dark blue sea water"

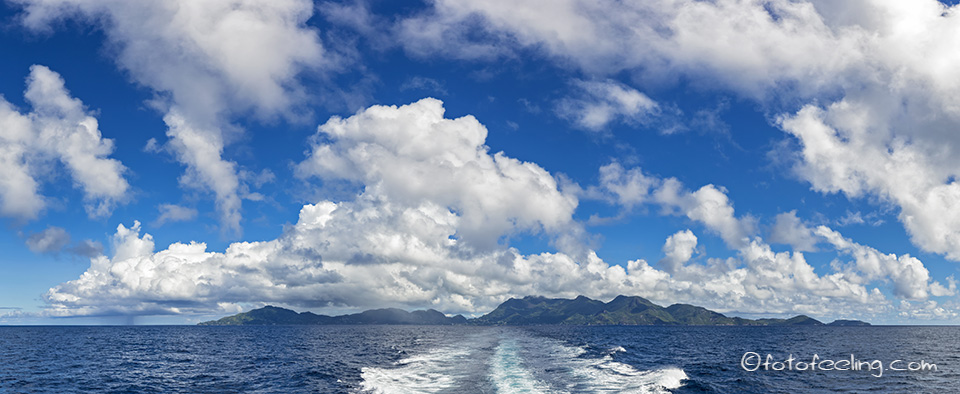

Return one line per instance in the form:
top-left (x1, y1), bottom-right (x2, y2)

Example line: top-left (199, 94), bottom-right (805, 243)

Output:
top-left (0, 325), bottom-right (955, 393)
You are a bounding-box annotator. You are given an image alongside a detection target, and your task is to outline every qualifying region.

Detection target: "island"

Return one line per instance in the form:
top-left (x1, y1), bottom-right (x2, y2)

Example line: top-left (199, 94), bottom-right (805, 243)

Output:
top-left (826, 319), bottom-right (872, 326)
top-left (199, 295), bottom-right (869, 326)
top-left (200, 305), bottom-right (467, 326)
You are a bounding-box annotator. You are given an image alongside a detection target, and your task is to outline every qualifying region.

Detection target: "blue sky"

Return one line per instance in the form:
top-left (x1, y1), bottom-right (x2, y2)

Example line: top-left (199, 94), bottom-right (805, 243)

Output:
top-left (2, 0), bottom-right (960, 324)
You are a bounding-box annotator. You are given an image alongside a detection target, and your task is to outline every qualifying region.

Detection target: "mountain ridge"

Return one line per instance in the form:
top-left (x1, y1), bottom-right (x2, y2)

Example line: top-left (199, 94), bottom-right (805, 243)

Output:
top-left (198, 295), bottom-right (868, 326)
top-left (199, 305), bottom-right (467, 326)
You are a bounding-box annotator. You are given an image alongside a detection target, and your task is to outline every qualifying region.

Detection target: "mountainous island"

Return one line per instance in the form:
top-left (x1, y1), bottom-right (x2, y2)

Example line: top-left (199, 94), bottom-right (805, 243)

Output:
top-left (199, 295), bottom-right (870, 326)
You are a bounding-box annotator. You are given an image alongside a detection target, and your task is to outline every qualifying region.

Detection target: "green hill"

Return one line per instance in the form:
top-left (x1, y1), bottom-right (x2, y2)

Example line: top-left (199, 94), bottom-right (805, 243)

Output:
top-left (473, 295), bottom-right (825, 326)
top-left (199, 306), bottom-right (465, 326)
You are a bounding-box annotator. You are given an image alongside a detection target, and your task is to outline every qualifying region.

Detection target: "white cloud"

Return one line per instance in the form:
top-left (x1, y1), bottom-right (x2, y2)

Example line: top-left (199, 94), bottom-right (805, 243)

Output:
top-left (588, 161), bottom-right (756, 248)
top-left (44, 201), bottom-right (924, 319)
top-left (588, 162), bottom-right (658, 209)
top-left (621, 226), bottom-right (947, 318)
top-left (582, 160), bottom-right (951, 315)
top-left (556, 79), bottom-right (658, 131)
top-left (836, 210), bottom-right (885, 227)
top-left (393, 4), bottom-right (514, 61)
top-left (780, 99), bottom-right (960, 261)
top-left (659, 229), bottom-right (697, 274)
top-left (17, 0), bottom-right (325, 119)
top-left (665, 183), bottom-right (756, 249)
top-left (0, 65), bottom-right (129, 219)
top-left (45, 98), bottom-right (592, 315)
top-left (296, 98), bottom-right (580, 253)
top-left (836, 210), bottom-right (866, 226)
top-left (588, 168), bottom-right (918, 315)
top-left (769, 210), bottom-right (819, 252)
top-left (241, 169), bottom-right (276, 189)
top-left (14, 0), bottom-right (325, 235)
top-left (143, 137), bottom-right (160, 154)
top-left (0, 99), bottom-right (44, 219)
top-left (14, 1), bottom-right (958, 320)
top-left (162, 111), bottom-right (241, 233)
top-left (42, 98), bottom-right (957, 322)
top-left (378, 0), bottom-right (960, 263)
top-left (898, 299), bottom-right (960, 320)
top-left (392, 0), bottom-right (860, 97)
top-left (816, 226), bottom-right (953, 300)
top-left (155, 204), bottom-right (198, 226)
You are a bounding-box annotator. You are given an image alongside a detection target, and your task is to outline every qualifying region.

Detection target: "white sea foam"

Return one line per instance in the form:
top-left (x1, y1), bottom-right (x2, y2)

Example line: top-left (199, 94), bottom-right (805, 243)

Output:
top-left (359, 346), bottom-right (474, 393)
top-left (581, 358), bottom-right (687, 394)
top-left (358, 329), bottom-right (687, 394)
top-left (513, 336), bottom-right (687, 394)
top-left (490, 339), bottom-right (554, 394)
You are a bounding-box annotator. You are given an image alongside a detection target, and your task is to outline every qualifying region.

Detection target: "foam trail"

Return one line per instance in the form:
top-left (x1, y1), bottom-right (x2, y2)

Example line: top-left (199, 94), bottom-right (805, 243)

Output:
top-left (508, 334), bottom-right (687, 394)
top-left (570, 348), bottom-right (686, 393)
top-left (358, 329), bottom-right (686, 394)
top-left (359, 331), bottom-right (497, 394)
top-left (359, 348), bottom-right (470, 394)
top-left (490, 339), bottom-right (553, 394)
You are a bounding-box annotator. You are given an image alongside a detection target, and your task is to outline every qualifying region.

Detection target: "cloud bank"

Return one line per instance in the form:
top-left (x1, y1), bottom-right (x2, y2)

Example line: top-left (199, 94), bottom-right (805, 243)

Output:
top-left (44, 99), bottom-right (953, 321)
top-left (6, 1), bottom-right (957, 323)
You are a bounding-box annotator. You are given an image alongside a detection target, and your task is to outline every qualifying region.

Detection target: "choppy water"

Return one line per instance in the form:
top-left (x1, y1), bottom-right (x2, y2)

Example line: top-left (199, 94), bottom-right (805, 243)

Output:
top-left (0, 325), bottom-right (955, 393)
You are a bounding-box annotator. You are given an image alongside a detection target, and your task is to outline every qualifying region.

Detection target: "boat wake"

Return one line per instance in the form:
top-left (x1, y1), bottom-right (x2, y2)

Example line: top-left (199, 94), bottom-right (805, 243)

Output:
top-left (358, 329), bottom-right (686, 394)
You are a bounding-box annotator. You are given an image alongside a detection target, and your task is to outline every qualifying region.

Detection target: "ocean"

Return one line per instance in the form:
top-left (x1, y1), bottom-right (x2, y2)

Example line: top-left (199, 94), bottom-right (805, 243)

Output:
top-left (0, 325), bottom-right (954, 393)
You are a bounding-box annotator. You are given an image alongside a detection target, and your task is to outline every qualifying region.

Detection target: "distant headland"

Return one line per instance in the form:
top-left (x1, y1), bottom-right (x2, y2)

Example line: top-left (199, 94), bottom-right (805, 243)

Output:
top-left (199, 295), bottom-right (870, 327)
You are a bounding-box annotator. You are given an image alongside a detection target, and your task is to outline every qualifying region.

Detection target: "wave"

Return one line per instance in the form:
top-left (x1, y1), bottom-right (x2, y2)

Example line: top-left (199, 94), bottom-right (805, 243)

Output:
top-left (490, 339), bottom-right (553, 394)
top-left (358, 329), bottom-right (686, 394)
top-left (359, 331), bottom-right (498, 394)
top-left (359, 347), bottom-right (474, 393)
top-left (513, 335), bottom-right (686, 394)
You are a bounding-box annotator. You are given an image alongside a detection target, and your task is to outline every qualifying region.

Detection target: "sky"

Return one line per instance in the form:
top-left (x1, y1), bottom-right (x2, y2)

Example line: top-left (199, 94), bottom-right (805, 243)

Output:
top-left (3, 0), bottom-right (960, 325)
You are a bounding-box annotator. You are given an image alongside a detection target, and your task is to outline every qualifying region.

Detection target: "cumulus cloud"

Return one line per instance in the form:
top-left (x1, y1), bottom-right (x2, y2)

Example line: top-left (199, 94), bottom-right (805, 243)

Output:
top-left (586, 162), bottom-right (658, 210)
top-left (13, 0), bottom-right (325, 235)
top-left (627, 226), bottom-right (949, 318)
top-left (376, 0), bottom-right (960, 262)
top-left (769, 210), bottom-right (819, 252)
top-left (0, 65), bottom-right (129, 219)
top-left (590, 161), bottom-right (756, 248)
top-left (46, 99), bottom-right (591, 315)
top-left (659, 229), bottom-right (697, 274)
top-left (44, 197), bottom-right (937, 319)
top-left (556, 79), bottom-right (659, 131)
top-left (780, 99), bottom-right (960, 260)
top-left (296, 98), bottom-right (580, 253)
top-left (898, 300), bottom-right (960, 320)
top-left (43, 99), bottom-right (955, 321)
top-left (659, 182), bottom-right (757, 249)
top-left (816, 226), bottom-right (954, 300)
